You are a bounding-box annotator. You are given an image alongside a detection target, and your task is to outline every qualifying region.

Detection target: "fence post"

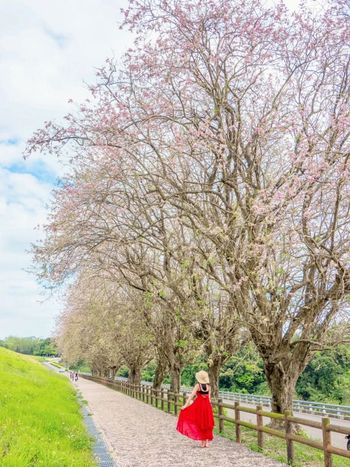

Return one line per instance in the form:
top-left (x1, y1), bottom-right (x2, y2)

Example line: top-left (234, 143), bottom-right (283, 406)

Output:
top-left (284, 410), bottom-right (294, 465)
top-left (161, 388), bottom-right (164, 411)
top-left (218, 398), bottom-right (224, 433)
top-left (234, 401), bottom-right (241, 443)
top-left (174, 393), bottom-right (179, 416)
top-left (322, 417), bottom-right (333, 467)
top-left (257, 404), bottom-right (264, 449)
top-left (167, 391), bottom-right (171, 413)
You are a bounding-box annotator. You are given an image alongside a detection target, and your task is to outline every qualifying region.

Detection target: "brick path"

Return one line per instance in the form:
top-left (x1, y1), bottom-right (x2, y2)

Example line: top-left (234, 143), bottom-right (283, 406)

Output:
top-left (76, 377), bottom-right (287, 467)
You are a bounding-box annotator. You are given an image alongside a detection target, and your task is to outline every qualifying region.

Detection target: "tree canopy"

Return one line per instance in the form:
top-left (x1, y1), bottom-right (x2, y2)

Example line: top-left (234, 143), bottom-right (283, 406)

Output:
top-left (26, 0), bottom-right (350, 412)
top-left (0, 336), bottom-right (58, 357)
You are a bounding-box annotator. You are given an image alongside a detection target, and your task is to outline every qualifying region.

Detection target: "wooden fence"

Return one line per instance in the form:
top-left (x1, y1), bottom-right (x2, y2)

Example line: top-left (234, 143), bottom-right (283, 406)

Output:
top-left (81, 374), bottom-right (350, 467)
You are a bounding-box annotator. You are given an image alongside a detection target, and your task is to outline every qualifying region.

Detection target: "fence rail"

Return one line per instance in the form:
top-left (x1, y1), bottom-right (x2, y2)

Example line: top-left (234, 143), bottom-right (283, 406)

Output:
top-left (113, 376), bottom-right (350, 419)
top-left (82, 374), bottom-right (350, 467)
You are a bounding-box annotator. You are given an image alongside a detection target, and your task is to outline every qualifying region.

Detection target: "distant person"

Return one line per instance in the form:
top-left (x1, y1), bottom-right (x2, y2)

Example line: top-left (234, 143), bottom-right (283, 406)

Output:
top-left (74, 372), bottom-right (79, 382)
top-left (69, 371), bottom-right (74, 381)
top-left (176, 370), bottom-right (214, 448)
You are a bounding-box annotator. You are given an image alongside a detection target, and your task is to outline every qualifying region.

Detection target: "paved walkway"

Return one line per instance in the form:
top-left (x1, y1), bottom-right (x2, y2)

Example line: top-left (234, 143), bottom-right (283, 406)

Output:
top-left (76, 377), bottom-right (286, 467)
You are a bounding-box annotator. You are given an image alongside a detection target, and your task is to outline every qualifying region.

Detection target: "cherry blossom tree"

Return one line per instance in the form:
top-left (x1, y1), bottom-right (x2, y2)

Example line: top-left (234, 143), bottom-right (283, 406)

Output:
top-left (56, 272), bottom-right (152, 382)
top-left (27, 0), bottom-right (350, 413)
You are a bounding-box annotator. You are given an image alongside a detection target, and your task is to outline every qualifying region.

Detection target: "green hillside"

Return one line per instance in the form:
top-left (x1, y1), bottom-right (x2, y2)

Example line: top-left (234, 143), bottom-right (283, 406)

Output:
top-left (0, 347), bottom-right (95, 466)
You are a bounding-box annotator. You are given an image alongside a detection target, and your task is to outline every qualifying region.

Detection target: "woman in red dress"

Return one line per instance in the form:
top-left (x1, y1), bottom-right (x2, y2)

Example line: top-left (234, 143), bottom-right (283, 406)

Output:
top-left (176, 370), bottom-right (214, 448)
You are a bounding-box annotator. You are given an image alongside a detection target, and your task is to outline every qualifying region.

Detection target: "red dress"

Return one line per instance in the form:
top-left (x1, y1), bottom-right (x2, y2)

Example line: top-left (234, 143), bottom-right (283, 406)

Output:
top-left (176, 385), bottom-right (214, 440)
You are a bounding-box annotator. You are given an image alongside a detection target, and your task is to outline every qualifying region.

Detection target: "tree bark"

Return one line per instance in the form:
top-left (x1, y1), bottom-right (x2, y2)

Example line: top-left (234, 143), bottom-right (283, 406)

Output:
top-left (208, 358), bottom-right (222, 400)
top-left (153, 356), bottom-right (167, 390)
top-left (264, 362), bottom-right (297, 420)
top-left (128, 366), bottom-right (141, 385)
top-left (169, 362), bottom-right (181, 393)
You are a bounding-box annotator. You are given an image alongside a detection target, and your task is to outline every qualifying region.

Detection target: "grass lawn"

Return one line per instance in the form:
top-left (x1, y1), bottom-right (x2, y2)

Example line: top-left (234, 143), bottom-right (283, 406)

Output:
top-left (0, 347), bottom-right (96, 467)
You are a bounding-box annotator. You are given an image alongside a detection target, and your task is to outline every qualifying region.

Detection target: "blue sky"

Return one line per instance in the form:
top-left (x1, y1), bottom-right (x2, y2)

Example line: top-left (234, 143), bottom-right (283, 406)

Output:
top-left (0, 0), bottom-right (131, 338)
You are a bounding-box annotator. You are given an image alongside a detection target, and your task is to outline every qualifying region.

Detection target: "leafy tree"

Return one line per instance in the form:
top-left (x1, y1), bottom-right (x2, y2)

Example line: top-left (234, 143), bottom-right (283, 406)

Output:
top-left (0, 337), bottom-right (58, 356)
top-left (297, 345), bottom-right (350, 404)
top-left (26, 0), bottom-right (350, 414)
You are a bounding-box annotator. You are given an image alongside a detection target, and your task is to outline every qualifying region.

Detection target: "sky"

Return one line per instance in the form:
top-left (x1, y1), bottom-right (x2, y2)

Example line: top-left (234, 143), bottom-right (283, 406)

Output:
top-left (0, 0), bottom-right (309, 339)
top-left (0, 0), bottom-right (131, 338)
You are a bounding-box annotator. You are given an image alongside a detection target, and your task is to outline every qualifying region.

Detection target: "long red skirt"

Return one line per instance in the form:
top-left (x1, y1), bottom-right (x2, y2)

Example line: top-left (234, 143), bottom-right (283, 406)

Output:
top-left (176, 394), bottom-right (214, 441)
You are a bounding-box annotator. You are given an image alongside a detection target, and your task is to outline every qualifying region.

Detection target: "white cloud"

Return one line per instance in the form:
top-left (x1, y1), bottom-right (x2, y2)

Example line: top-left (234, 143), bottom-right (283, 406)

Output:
top-left (0, 167), bottom-right (56, 337)
top-left (0, 0), bottom-right (132, 338)
top-left (0, 0), bottom-right (131, 143)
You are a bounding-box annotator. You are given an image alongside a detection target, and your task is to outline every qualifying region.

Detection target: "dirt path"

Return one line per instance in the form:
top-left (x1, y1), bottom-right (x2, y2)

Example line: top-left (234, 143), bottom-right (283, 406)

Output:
top-left (76, 377), bottom-right (286, 467)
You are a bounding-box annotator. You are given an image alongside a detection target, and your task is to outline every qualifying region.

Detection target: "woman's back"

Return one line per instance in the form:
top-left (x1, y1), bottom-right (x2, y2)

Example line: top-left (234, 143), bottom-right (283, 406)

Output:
top-left (197, 383), bottom-right (209, 394)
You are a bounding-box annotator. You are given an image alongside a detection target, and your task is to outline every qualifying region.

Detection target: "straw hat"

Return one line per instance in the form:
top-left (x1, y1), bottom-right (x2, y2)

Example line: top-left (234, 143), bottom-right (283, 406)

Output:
top-left (195, 370), bottom-right (210, 384)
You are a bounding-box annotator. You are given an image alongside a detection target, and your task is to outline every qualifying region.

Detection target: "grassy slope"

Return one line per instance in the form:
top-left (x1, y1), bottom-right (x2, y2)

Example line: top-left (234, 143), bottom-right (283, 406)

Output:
top-left (0, 347), bottom-right (96, 467)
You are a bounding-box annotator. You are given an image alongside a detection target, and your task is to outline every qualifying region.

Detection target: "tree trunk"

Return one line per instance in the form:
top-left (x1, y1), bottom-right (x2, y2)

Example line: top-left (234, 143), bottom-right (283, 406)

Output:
top-left (208, 358), bottom-right (222, 400)
top-left (153, 356), bottom-right (167, 390)
top-left (169, 362), bottom-right (181, 393)
top-left (264, 361), bottom-right (297, 428)
top-left (109, 367), bottom-right (117, 380)
top-left (128, 366), bottom-right (141, 386)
